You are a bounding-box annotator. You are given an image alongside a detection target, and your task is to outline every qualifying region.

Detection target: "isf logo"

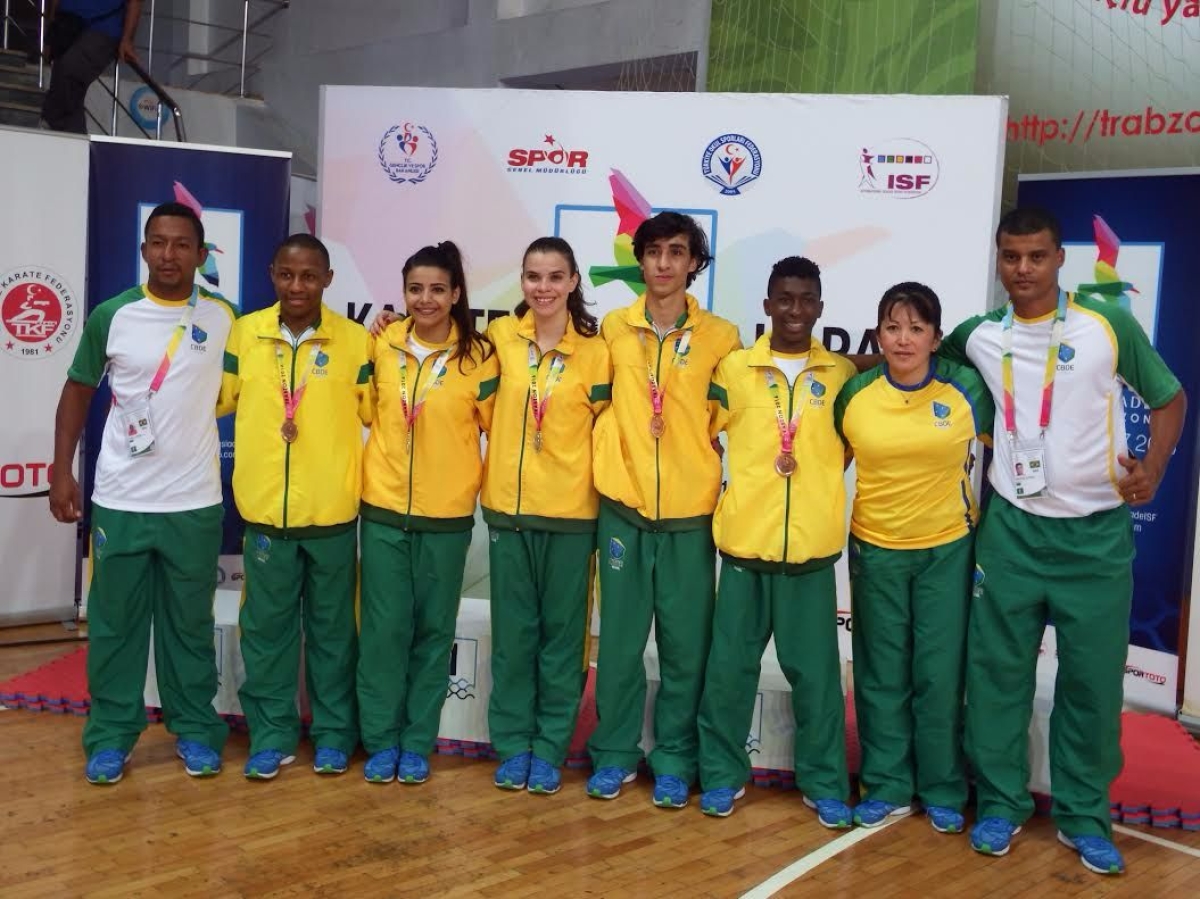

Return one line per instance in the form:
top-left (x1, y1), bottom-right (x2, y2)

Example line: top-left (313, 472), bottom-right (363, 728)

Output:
top-left (858, 139), bottom-right (940, 198)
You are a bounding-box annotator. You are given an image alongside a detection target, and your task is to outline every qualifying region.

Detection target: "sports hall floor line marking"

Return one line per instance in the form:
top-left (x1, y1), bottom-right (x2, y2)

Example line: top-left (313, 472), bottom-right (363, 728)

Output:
top-left (1113, 824), bottom-right (1200, 859)
top-left (740, 817), bottom-right (900, 899)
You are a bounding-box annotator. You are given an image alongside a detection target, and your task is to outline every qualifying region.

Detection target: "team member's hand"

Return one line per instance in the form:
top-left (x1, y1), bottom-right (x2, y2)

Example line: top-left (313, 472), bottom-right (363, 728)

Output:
top-left (49, 470), bottom-right (84, 523)
top-left (711, 438), bottom-right (724, 459)
top-left (1117, 453), bottom-right (1163, 507)
top-left (369, 309), bottom-right (400, 336)
top-left (118, 38), bottom-right (139, 65)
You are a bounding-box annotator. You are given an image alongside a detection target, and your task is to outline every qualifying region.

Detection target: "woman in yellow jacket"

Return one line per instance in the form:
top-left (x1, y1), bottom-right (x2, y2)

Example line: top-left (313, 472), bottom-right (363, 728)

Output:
top-left (357, 241), bottom-right (498, 785)
top-left (482, 237), bottom-right (612, 795)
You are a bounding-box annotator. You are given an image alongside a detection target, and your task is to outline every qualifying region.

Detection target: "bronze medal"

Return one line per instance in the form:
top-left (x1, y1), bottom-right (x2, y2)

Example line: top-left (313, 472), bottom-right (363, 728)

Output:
top-left (649, 413), bottom-right (666, 439)
top-left (534, 430), bottom-right (544, 453)
top-left (281, 420), bottom-right (298, 443)
top-left (774, 452), bottom-right (797, 478)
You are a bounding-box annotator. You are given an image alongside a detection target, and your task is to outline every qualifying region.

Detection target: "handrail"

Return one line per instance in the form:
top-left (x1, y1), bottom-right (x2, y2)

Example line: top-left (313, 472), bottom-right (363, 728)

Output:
top-left (121, 55), bottom-right (186, 141)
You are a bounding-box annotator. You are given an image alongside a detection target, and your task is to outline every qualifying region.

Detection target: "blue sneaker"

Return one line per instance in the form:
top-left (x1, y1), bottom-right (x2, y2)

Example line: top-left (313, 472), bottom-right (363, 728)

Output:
top-left (586, 766), bottom-right (636, 799)
top-left (927, 805), bottom-right (965, 834)
top-left (1057, 832), bottom-right (1125, 875)
top-left (85, 748), bottom-right (129, 785)
top-left (803, 795), bottom-right (853, 829)
top-left (176, 740), bottom-right (220, 777)
top-left (652, 774), bottom-right (689, 808)
top-left (313, 747), bottom-right (348, 775)
top-left (396, 750), bottom-right (429, 784)
top-left (854, 798), bottom-right (913, 828)
top-left (494, 752), bottom-right (531, 790)
top-left (527, 756), bottom-right (561, 795)
top-left (970, 817), bottom-right (1022, 856)
top-left (364, 747), bottom-right (400, 784)
top-left (700, 786), bottom-right (746, 817)
top-left (243, 749), bottom-right (295, 780)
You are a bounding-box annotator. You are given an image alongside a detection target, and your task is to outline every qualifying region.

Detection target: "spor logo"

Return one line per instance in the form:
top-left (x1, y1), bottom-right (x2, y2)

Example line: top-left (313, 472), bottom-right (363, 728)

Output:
top-left (507, 133), bottom-right (589, 174)
top-left (378, 122), bottom-right (439, 185)
top-left (858, 139), bottom-right (940, 198)
top-left (0, 267), bottom-right (78, 360)
top-left (701, 133), bottom-right (762, 196)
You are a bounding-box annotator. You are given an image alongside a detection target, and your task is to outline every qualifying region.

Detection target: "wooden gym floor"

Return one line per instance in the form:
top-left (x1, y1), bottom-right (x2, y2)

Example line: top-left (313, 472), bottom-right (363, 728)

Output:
top-left (3, 625), bottom-right (1200, 898)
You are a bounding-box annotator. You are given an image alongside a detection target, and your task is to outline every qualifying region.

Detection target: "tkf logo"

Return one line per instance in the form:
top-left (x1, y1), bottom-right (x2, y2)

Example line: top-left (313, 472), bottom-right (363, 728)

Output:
top-left (608, 536), bottom-right (626, 571)
top-left (0, 268), bottom-right (78, 360)
top-left (701, 134), bottom-right (763, 196)
top-left (447, 637), bottom-right (478, 700)
top-left (507, 133), bottom-right (589, 174)
top-left (858, 139), bottom-right (940, 197)
top-left (378, 122), bottom-right (439, 185)
top-left (0, 461), bottom-right (55, 497)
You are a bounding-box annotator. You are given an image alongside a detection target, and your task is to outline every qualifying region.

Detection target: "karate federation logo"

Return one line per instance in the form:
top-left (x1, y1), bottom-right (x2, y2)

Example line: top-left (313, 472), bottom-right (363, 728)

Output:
top-left (378, 122), bottom-right (439, 185)
top-left (700, 133), bottom-right (763, 196)
top-left (608, 537), bottom-right (626, 572)
top-left (0, 267), bottom-right (78, 360)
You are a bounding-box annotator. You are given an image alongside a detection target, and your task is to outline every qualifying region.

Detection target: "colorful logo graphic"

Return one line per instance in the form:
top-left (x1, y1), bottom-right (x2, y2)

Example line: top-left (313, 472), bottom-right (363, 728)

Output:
top-left (378, 122), bottom-right (439, 185)
top-left (608, 536), bottom-right (626, 571)
top-left (139, 184), bottom-right (244, 308)
top-left (859, 139), bottom-right (940, 197)
top-left (507, 133), bottom-right (589, 174)
top-left (1074, 215), bottom-right (1139, 313)
top-left (932, 401), bottom-right (951, 419)
top-left (701, 134), bottom-right (763, 196)
top-left (588, 170), bottom-right (652, 296)
top-left (0, 267), bottom-right (78, 360)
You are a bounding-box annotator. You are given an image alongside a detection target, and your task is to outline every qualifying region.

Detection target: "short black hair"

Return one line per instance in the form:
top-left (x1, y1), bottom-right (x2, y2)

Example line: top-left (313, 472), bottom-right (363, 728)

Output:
top-left (767, 256), bottom-right (821, 297)
top-left (878, 281), bottom-right (942, 333)
top-left (275, 233), bottom-right (330, 269)
top-left (145, 202), bottom-right (204, 246)
top-left (996, 206), bottom-right (1062, 249)
top-left (632, 211), bottom-right (712, 287)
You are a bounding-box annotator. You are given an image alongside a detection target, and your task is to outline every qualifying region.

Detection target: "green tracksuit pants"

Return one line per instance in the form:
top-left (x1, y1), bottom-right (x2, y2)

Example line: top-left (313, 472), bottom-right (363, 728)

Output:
top-left (965, 495), bottom-right (1134, 839)
top-left (697, 560), bottom-right (848, 798)
top-left (83, 503), bottom-right (227, 756)
top-left (487, 527), bottom-right (595, 766)
top-left (238, 524), bottom-right (359, 756)
top-left (588, 502), bottom-right (717, 781)
top-left (849, 533), bottom-right (973, 810)
top-left (356, 519), bottom-right (471, 756)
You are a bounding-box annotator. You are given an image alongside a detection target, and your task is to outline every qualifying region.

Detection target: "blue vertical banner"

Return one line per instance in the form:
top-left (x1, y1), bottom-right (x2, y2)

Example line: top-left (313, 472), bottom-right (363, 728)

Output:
top-left (86, 138), bottom-right (291, 581)
top-left (1020, 169), bottom-right (1200, 711)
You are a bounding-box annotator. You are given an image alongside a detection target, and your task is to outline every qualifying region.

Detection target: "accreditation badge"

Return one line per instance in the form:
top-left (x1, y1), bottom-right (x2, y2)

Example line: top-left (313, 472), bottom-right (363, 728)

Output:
top-left (1011, 441), bottom-right (1048, 499)
top-left (122, 400), bottom-right (157, 457)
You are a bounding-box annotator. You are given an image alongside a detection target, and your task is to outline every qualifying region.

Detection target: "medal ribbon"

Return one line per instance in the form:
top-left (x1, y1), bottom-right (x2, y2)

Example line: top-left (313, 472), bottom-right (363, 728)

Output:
top-left (527, 343), bottom-right (567, 433)
top-left (276, 340), bottom-right (324, 423)
top-left (398, 347), bottom-right (451, 430)
top-left (1001, 289), bottom-right (1068, 439)
top-left (764, 369), bottom-right (812, 454)
top-left (146, 288), bottom-right (199, 398)
top-left (641, 328), bottom-right (692, 415)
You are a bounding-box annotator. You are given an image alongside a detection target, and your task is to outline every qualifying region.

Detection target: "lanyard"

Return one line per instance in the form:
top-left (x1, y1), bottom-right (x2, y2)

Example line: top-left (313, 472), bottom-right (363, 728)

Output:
top-left (527, 343), bottom-right (567, 434)
top-left (1001, 289), bottom-right (1068, 440)
top-left (398, 346), bottom-right (450, 431)
top-left (276, 340), bottom-right (323, 423)
top-left (641, 327), bottom-right (692, 415)
top-left (764, 369), bottom-right (812, 454)
top-left (146, 288), bottom-right (199, 398)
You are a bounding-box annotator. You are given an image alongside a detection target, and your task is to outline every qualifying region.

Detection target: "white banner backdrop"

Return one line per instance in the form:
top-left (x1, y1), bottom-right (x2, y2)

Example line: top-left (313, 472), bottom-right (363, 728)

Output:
top-left (0, 128), bottom-right (90, 626)
top-left (318, 86), bottom-right (1009, 659)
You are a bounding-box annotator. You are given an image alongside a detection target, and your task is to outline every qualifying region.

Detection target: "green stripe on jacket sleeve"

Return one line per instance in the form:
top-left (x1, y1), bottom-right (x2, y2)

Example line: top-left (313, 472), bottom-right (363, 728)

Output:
top-left (477, 376), bottom-right (500, 401)
top-left (223, 351), bottom-right (239, 375)
top-left (589, 383), bottom-right (612, 402)
top-left (708, 381), bottom-right (729, 409)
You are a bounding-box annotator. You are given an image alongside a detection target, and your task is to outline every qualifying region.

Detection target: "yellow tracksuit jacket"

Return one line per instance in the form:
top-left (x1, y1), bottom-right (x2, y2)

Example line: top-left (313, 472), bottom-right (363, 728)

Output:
top-left (710, 334), bottom-right (857, 571)
top-left (481, 312), bottom-right (612, 532)
top-left (220, 303), bottom-right (373, 535)
top-left (362, 317), bottom-right (499, 532)
top-left (592, 293), bottom-right (741, 529)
